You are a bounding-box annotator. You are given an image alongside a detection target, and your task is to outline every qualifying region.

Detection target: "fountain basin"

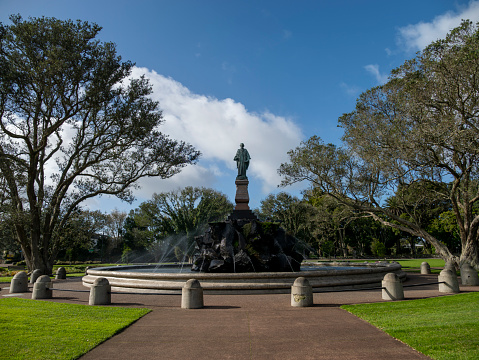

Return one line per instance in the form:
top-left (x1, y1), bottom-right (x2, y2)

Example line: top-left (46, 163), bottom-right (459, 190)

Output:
top-left (82, 262), bottom-right (406, 294)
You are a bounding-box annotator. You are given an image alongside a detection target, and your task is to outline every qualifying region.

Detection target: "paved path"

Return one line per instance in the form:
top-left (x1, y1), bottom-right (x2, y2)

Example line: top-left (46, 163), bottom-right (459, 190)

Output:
top-left (2, 273), bottom-right (476, 360)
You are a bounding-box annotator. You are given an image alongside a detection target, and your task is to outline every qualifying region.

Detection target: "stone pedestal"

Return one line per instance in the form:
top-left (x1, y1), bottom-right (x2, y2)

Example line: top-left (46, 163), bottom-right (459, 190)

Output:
top-left (420, 262), bottom-right (431, 274)
top-left (89, 277), bottom-right (111, 305)
top-left (234, 179), bottom-right (250, 210)
top-left (181, 279), bottom-right (204, 309)
top-left (382, 273), bottom-right (404, 301)
top-left (438, 269), bottom-right (460, 293)
top-left (291, 277), bottom-right (313, 307)
top-left (32, 275), bottom-right (52, 300)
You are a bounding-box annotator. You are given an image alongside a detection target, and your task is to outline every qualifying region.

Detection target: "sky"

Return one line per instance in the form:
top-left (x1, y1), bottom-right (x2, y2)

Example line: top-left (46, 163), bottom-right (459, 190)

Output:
top-left (1, 0), bottom-right (479, 214)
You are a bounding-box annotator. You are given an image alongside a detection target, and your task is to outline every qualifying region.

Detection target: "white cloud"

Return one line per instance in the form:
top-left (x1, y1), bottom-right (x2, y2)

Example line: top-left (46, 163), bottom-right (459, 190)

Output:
top-left (339, 82), bottom-right (361, 97)
top-left (131, 67), bottom-right (304, 196)
top-left (364, 64), bottom-right (388, 84)
top-left (398, 1), bottom-right (479, 51)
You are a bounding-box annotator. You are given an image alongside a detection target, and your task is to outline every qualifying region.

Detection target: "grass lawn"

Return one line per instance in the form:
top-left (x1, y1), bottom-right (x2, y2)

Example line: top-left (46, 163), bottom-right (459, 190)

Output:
top-left (342, 292), bottom-right (479, 360)
top-left (0, 297), bottom-right (150, 360)
top-left (396, 259), bottom-right (445, 273)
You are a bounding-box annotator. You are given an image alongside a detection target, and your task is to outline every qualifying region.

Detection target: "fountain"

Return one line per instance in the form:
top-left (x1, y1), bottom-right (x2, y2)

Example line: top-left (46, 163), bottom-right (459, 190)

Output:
top-left (83, 144), bottom-right (406, 294)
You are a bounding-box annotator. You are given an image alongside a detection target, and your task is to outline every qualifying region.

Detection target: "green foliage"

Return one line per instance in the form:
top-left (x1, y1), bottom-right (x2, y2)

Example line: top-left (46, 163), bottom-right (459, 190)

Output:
top-left (0, 297), bottom-right (150, 360)
top-left (279, 20), bottom-right (479, 267)
top-left (259, 221), bottom-right (279, 235)
top-left (370, 238), bottom-right (386, 258)
top-left (342, 293), bottom-right (479, 360)
top-left (242, 222), bottom-right (252, 239)
top-left (133, 187), bottom-right (233, 258)
top-left (258, 191), bottom-right (318, 252)
top-left (121, 245), bottom-right (132, 264)
top-left (0, 15), bottom-right (199, 273)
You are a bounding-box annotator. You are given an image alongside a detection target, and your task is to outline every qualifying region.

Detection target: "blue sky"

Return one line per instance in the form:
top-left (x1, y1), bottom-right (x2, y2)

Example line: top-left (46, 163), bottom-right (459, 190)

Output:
top-left (1, 0), bottom-right (479, 213)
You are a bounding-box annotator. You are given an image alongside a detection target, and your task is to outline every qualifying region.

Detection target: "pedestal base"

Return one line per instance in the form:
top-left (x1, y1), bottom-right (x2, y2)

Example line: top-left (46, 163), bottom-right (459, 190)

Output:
top-left (234, 179), bottom-right (250, 210)
top-left (227, 210), bottom-right (258, 221)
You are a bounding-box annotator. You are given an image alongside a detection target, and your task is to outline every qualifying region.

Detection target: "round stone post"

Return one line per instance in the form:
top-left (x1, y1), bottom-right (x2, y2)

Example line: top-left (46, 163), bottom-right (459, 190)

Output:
top-left (460, 263), bottom-right (479, 286)
top-left (30, 269), bottom-right (42, 284)
top-left (420, 262), bottom-right (431, 274)
top-left (89, 277), bottom-right (111, 305)
top-left (438, 269), bottom-right (460, 293)
top-left (444, 260), bottom-right (456, 272)
top-left (382, 273), bottom-right (404, 301)
top-left (32, 275), bottom-right (53, 300)
top-left (181, 279), bottom-right (204, 309)
top-left (55, 267), bottom-right (66, 280)
top-left (10, 271), bottom-right (28, 293)
top-left (291, 277), bottom-right (313, 307)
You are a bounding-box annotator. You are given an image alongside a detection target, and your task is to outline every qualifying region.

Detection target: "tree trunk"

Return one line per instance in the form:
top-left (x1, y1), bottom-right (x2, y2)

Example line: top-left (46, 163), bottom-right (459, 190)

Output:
top-left (461, 238), bottom-right (479, 269)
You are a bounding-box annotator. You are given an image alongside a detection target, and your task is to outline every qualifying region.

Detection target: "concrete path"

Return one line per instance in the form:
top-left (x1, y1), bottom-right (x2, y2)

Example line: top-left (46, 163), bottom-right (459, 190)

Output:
top-left (2, 273), bottom-right (476, 360)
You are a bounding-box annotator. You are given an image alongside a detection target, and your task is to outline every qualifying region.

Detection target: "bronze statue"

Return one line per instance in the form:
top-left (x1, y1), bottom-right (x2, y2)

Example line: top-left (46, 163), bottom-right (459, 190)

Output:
top-left (234, 143), bottom-right (251, 180)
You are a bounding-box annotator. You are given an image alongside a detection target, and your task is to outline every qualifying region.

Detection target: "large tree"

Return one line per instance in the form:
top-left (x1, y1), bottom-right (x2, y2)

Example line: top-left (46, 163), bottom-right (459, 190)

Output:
top-left (0, 16), bottom-right (200, 273)
top-left (279, 20), bottom-right (479, 268)
top-left (139, 186), bottom-right (233, 259)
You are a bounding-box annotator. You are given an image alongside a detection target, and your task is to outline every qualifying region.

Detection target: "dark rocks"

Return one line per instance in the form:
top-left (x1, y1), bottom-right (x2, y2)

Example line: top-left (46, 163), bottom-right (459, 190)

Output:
top-left (192, 220), bottom-right (303, 273)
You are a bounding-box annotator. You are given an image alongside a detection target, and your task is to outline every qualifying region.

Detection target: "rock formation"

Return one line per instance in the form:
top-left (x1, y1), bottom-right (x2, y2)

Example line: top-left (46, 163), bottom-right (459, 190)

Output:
top-left (192, 219), bottom-right (303, 273)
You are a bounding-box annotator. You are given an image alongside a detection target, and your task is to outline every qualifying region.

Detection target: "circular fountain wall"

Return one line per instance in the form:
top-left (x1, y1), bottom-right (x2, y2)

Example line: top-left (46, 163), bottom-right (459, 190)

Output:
top-left (82, 262), bottom-right (406, 294)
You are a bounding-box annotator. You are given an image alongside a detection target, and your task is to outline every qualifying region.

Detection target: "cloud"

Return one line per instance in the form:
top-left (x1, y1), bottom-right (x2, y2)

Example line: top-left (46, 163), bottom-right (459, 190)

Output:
top-left (130, 67), bottom-right (304, 196)
top-left (364, 64), bottom-right (389, 84)
top-left (339, 82), bottom-right (361, 96)
top-left (398, 1), bottom-right (479, 51)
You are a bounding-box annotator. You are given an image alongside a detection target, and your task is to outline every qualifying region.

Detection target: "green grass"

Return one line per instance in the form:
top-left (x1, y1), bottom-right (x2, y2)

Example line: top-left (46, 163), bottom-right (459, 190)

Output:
top-left (395, 258), bottom-right (445, 272)
top-left (0, 297), bottom-right (150, 360)
top-left (342, 293), bottom-right (479, 360)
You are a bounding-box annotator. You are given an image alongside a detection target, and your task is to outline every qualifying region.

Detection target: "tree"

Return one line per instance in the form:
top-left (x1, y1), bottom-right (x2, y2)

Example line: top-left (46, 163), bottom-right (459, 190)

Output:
top-left (0, 16), bottom-right (200, 273)
top-left (257, 192), bottom-right (318, 256)
top-left (139, 186), bottom-right (233, 259)
top-left (279, 20), bottom-right (479, 268)
top-left (55, 209), bottom-right (106, 263)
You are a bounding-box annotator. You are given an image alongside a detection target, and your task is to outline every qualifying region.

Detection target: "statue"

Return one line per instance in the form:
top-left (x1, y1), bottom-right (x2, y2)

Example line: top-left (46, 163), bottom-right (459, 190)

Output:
top-left (234, 143), bottom-right (250, 180)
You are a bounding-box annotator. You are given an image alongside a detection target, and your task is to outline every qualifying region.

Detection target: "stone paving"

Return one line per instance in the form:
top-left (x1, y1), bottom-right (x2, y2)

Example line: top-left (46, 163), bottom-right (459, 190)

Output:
top-left (1, 272), bottom-right (477, 360)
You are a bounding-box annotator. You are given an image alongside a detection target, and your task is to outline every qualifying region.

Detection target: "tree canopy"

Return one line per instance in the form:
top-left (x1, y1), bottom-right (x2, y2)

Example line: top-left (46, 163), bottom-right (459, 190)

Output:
top-left (279, 20), bottom-right (479, 268)
top-left (0, 15), bottom-right (200, 272)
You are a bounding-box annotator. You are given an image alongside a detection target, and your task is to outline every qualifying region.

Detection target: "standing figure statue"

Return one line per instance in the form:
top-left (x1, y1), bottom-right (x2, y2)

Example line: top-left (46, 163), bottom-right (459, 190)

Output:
top-left (234, 143), bottom-right (251, 180)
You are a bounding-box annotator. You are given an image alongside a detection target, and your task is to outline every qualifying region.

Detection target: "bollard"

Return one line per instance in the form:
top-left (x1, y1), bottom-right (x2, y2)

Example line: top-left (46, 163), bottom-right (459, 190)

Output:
top-left (181, 279), bottom-right (204, 309)
top-left (460, 263), bottom-right (479, 286)
top-left (85, 266), bottom-right (91, 275)
top-left (55, 267), bottom-right (66, 280)
top-left (438, 269), bottom-right (460, 293)
top-left (382, 273), bottom-right (404, 301)
top-left (420, 262), bottom-right (431, 274)
top-left (444, 260), bottom-right (456, 272)
top-left (89, 277), bottom-right (111, 305)
top-left (10, 271), bottom-right (29, 293)
top-left (32, 275), bottom-right (53, 300)
top-left (30, 269), bottom-right (42, 284)
top-left (291, 277), bottom-right (313, 307)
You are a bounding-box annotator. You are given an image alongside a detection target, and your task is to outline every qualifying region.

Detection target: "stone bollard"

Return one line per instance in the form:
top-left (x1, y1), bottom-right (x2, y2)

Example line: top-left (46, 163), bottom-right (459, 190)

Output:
top-left (32, 275), bottom-right (53, 300)
top-left (181, 279), bottom-right (204, 309)
top-left (382, 273), bottom-right (404, 301)
top-left (89, 277), bottom-right (111, 305)
top-left (291, 277), bottom-right (313, 307)
top-left (444, 260), bottom-right (456, 272)
top-left (420, 262), bottom-right (431, 274)
top-left (30, 269), bottom-right (42, 284)
top-left (438, 269), bottom-right (460, 293)
top-left (55, 267), bottom-right (67, 280)
top-left (460, 263), bottom-right (479, 286)
top-left (10, 271), bottom-right (29, 293)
